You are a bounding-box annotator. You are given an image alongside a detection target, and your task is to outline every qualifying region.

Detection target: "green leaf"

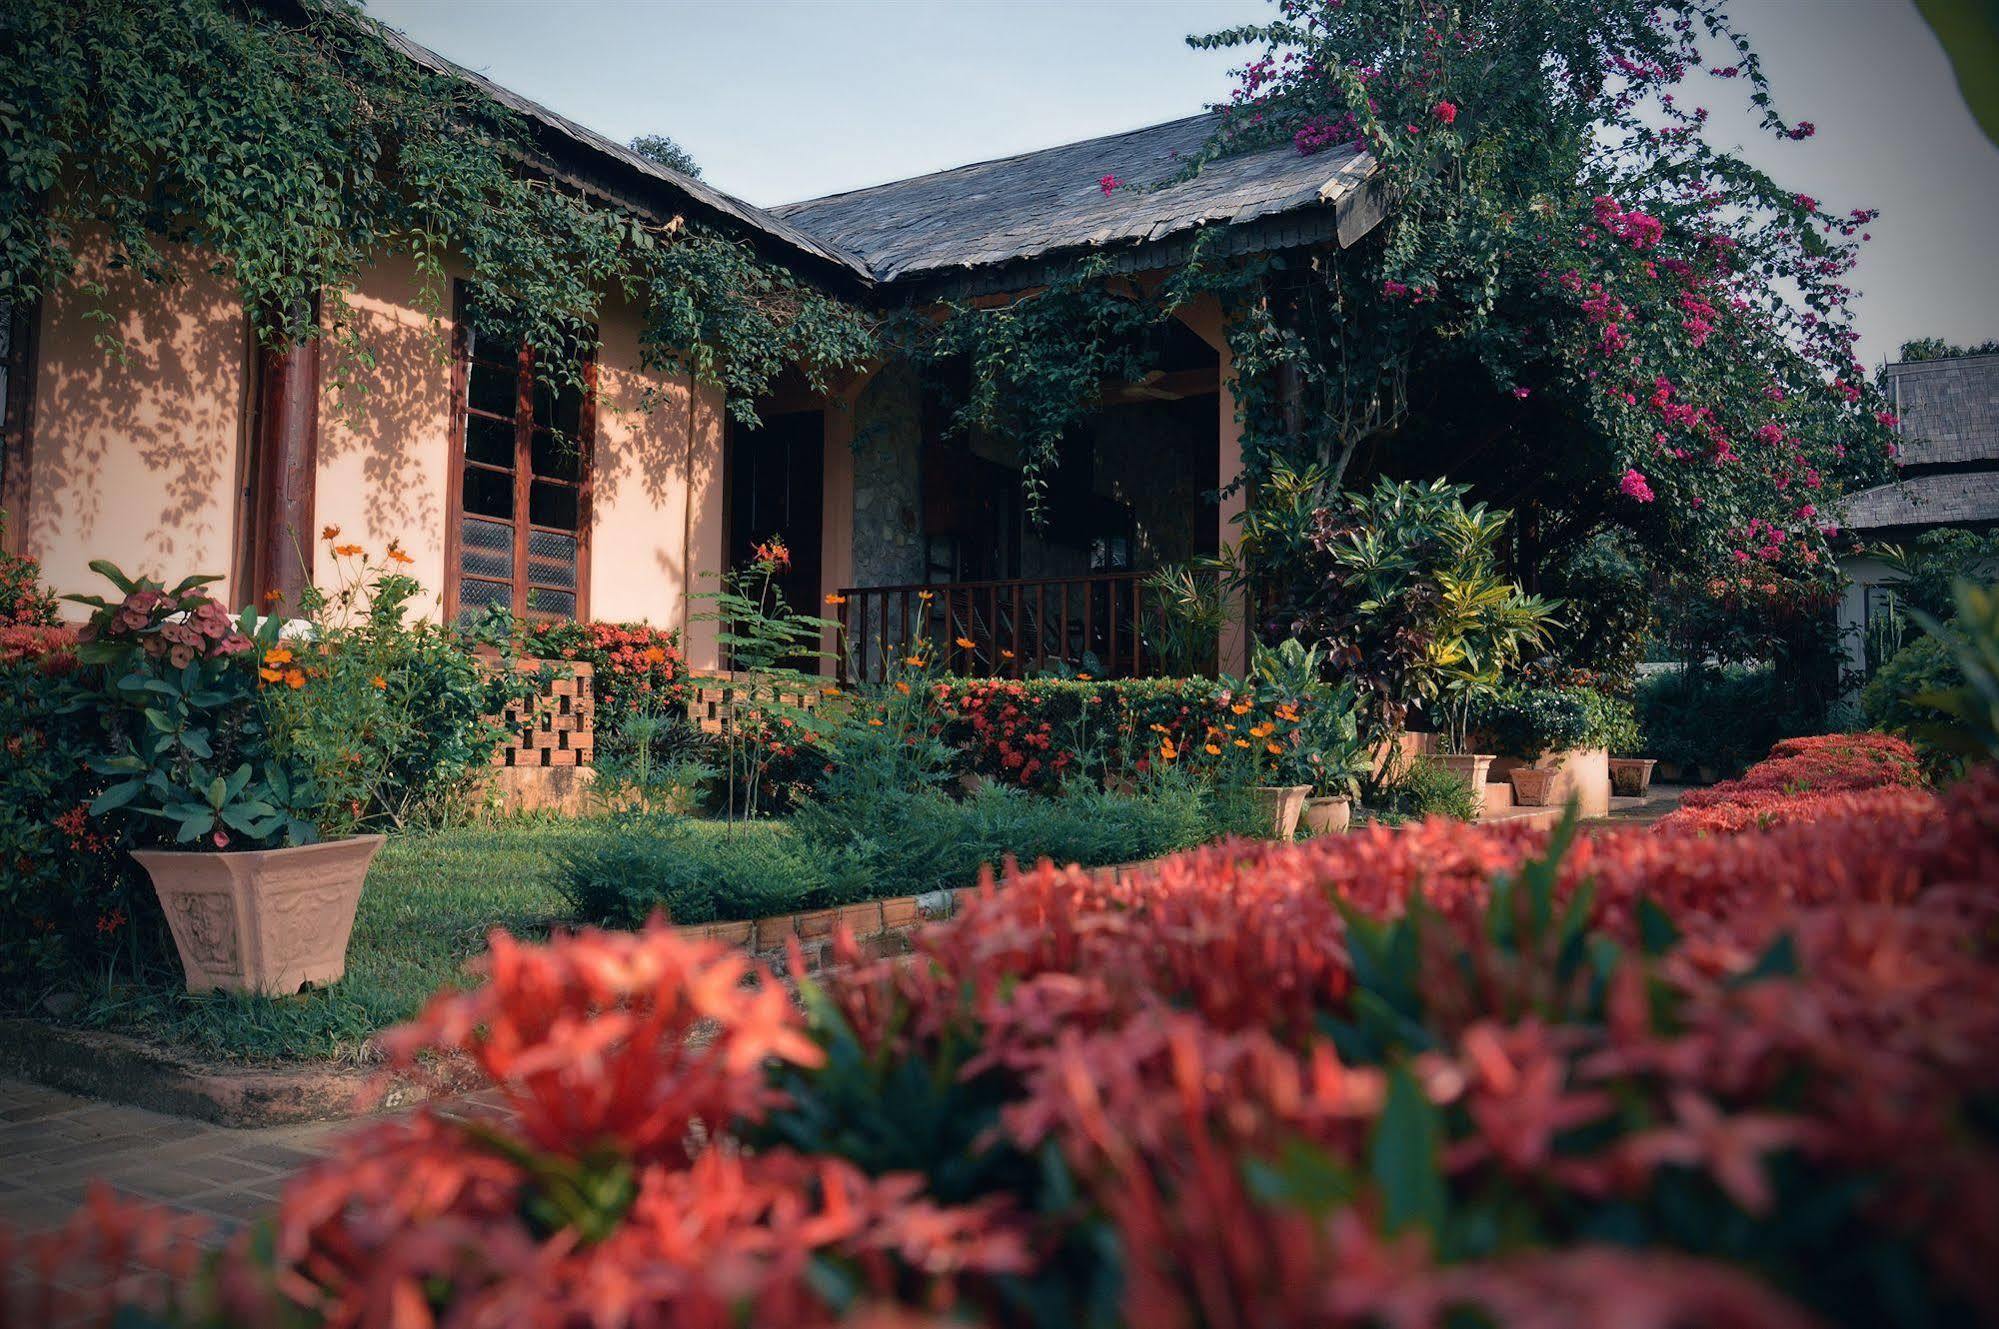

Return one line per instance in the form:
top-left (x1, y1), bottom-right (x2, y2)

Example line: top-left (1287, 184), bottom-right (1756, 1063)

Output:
top-left (1370, 1065), bottom-right (1446, 1235)
top-left (1636, 896), bottom-right (1681, 956)
top-left (89, 780), bottom-right (145, 814)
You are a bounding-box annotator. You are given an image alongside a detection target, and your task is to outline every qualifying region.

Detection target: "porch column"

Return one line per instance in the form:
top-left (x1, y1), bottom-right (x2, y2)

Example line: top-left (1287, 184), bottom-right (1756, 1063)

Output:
top-left (817, 371), bottom-right (871, 676)
top-left (681, 380), bottom-right (727, 670)
top-left (1172, 295), bottom-right (1249, 675)
top-left (249, 308), bottom-right (319, 616)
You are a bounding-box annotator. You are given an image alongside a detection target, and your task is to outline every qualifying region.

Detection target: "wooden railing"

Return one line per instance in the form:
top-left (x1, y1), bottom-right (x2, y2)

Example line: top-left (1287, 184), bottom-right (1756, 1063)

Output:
top-left (834, 571), bottom-right (1176, 684)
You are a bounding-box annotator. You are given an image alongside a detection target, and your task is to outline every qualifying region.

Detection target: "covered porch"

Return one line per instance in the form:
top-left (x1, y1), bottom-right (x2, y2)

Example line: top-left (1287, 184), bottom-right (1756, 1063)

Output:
top-left (724, 296), bottom-right (1248, 683)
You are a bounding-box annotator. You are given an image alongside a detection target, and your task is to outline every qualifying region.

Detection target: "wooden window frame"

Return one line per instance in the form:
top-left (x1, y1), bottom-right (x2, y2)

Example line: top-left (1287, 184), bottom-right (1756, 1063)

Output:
top-left (444, 284), bottom-right (595, 623)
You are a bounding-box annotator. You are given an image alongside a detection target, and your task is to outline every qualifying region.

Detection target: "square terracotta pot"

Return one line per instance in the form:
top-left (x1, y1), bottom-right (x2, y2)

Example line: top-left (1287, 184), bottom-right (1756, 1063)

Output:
top-left (1248, 784), bottom-right (1311, 840)
top-left (132, 835), bottom-right (385, 996)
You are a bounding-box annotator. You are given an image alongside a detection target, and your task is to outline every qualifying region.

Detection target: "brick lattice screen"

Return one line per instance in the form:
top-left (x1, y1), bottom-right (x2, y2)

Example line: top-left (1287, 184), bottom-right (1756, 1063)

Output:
top-left (490, 659), bottom-right (595, 768)
top-left (686, 670), bottom-right (824, 735)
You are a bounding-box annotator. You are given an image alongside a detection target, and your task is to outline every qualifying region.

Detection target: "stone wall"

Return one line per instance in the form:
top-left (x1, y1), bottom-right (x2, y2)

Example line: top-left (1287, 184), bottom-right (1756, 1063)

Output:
top-left (848, 361), bottom-right (925, 590)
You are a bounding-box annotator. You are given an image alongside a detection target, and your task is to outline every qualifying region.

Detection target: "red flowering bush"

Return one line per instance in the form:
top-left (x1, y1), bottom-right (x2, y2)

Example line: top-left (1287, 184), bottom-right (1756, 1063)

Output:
top-left (1657, 732), bottom-right (1927, 834)
top-left (518, 619), bottom-right (689, 725)
top-left (15, 758), bottom-right (1998, 1326)
top-left (930, 676), bottom-right (1306, 791)
top-left (0, 519), bottom-right (60, 627)
top-left (0, 625), bottom-right (141, 988)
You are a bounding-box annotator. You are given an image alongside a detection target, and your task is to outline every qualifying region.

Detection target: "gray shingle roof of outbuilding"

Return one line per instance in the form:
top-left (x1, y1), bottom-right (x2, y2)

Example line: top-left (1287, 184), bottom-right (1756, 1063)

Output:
top-left (1842, 472), bottom-right (1999, 533)
top-left (772, 114), bottom-right (1381, 288)
top-left (1880, 353), bottom-right (1999, 468)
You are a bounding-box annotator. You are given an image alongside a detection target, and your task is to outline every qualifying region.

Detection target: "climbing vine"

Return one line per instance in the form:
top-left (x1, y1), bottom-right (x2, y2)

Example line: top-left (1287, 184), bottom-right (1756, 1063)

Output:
top-left (0, 0), bottom-right (873, 418)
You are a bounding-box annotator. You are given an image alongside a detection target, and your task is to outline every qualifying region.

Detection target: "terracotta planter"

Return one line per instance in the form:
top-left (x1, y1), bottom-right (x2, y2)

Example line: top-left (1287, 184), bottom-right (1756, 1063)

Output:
top-left (1423, 752), bottom-right (1495, 794)
top-left (132, 835), bottom-right (384, 996)
top-left (1248, 784), bottom-right (1311, 840)
top-left (1301, 795), bottom-right (1352, 836)
top-left (1507, 766), bottom-right (1561, 807)
top-left (1608, 757), bottom-right (1658, 797)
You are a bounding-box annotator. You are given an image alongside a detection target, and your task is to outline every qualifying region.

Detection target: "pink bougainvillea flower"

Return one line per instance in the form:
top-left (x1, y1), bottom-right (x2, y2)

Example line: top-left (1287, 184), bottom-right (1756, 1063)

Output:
top-left (1432, 99), bottom-right (1459, 123)
top-left (1098, 174), bottom-right (1121, 195)
top-left (1619, 468), bottom-right (1655, 503)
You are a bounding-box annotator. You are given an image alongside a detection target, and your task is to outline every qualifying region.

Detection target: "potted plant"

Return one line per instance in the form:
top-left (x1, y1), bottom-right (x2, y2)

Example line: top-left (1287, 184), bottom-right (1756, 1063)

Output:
top-left (1248, 640), bottom-right (1340, 838)
top-left (1603, 706), bottom-right (1656, 796)
top-left (67, 563), bottom-right (381, 996)
top-left (1507, 765), bottom-right (1560, 806)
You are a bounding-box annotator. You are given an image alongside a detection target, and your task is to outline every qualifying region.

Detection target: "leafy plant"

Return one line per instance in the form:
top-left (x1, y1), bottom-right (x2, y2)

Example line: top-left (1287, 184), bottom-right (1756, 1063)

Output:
top-left (65, 564), bottom-right (317, 850)
top-left (1468, 684), bottom-right (1635, 760)
top-left (1904, 579), bottom-right (1999, 769)
top-left (553, 815), bottom-right (822, 928)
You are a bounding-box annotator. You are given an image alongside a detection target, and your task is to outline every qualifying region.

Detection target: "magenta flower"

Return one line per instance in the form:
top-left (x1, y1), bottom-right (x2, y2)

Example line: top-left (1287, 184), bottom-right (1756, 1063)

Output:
top-left (1619, 468), bottom-right (1656, 503)
top-left (1432, 100), bottom-right (1458, 124)
top-left (1098, 174), bottom-right (1121, 196)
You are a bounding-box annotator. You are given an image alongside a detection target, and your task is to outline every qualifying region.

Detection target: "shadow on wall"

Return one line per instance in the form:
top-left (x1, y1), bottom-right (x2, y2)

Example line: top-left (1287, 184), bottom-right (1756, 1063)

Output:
top-left (317, 281), bottom-right (455, 547)
top-left (29, 244), bottom-right (247, 595)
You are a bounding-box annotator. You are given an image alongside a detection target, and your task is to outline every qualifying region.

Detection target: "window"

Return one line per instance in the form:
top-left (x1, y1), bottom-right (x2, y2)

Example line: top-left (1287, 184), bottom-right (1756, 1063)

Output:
top-left (449, 293), bottom-right (592, 622)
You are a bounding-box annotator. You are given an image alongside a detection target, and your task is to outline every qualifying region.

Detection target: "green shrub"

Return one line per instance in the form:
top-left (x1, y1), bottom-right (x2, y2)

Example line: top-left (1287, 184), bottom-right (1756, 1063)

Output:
top-left (553, 817), bottom-right (823, 928)
top-left (1468, 684), bottom-right (1633, 759)
top-left (1371, 757), bottom-right (1481, 822)
top-left (0, 629), bottom-right (149, 989)
top-left (1632, 664), bottom-right (1822, 777)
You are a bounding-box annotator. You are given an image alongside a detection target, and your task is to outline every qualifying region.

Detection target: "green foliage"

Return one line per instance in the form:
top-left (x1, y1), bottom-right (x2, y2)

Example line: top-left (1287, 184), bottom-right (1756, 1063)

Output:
top-left (1895, 336), bottom-right (1999, 363)
top-left (263, 552), bottom-right (525, 834)
top-left (1372, 756), bottom-right (1481, 823)
top-left (0, 636), bottom-right (149, 989)
top-left (554, 815), bottom-right (821, 929)
top-left (627, 133), bottom-right (701, 179)
top-left (1871, 531), bottom-right (1999, 626)
top-left (1469, 684), bottom-right (1634, 760)
top-left (1252, 638), bottom-right (1372, 796)
top-left (65, 565), bottom-right (317, 850)
top-left (1541, 530), bottom-right (1653, 691)
top-left (1634, 664), bottom-right (1820, 776)
top-left (0, 516), bottom-right (59, 626)
top-left (1296, 478), bottom-right (1556, 749)
top-left (2, 0), bottom-right (871, 422)
top-left (1890, 580), bottom-right (1999, 770)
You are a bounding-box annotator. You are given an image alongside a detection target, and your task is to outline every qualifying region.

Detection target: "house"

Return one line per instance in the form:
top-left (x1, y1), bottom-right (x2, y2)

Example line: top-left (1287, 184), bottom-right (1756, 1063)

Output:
top-left (0, 11), bottom-right (1382, 679)
top-left (1835, 350), bottom-right (1999, 673)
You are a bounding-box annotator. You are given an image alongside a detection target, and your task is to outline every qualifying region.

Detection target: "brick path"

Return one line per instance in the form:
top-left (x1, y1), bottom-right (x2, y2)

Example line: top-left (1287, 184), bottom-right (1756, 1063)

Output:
top-left (0, 1075), bottom-right (343, 1242)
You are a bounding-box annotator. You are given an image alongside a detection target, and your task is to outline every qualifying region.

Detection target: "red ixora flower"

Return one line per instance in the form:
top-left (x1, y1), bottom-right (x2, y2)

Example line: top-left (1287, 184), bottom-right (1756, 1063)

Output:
top-left (1432, 99), bottom-right (1459, 124)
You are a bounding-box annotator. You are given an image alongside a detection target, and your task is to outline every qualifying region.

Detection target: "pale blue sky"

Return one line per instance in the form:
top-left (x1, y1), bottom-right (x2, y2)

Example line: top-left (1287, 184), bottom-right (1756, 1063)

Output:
top-left (365, 0), bottom-right (1999, 366)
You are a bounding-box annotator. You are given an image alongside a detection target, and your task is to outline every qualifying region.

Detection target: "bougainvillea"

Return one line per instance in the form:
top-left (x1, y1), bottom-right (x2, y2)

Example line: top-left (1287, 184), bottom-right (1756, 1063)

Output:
top-left (13, 745), bottom-right (1998, 1327)
top-left (1182, 0), bottom-right (1900, 603)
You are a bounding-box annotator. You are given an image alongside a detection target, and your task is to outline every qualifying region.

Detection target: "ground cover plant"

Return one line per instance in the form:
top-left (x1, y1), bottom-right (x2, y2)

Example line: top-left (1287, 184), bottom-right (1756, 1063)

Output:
top-left (14, 746), bottom-right (1996, 1326)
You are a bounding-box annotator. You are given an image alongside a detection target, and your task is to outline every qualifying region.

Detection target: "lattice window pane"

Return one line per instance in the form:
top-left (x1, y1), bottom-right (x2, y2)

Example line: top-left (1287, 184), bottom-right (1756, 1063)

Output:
top-left (461, 517), bottom-right (514, 581)
top-left (525, 588), bottom-right (576, 620)
top-left (457, 576), bottom-right (512, 614)
top-left (527, 529), bottom-right (577, 590)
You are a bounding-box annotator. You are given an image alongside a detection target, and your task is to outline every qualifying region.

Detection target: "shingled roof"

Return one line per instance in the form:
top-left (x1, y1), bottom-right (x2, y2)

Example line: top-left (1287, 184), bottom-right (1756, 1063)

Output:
top-left (1879, 352), bottom-right (1999, 468)
top-left (773, 114), bottom-right (1382, 295)
top-left (1842, 472), bottom-right (1999, 534)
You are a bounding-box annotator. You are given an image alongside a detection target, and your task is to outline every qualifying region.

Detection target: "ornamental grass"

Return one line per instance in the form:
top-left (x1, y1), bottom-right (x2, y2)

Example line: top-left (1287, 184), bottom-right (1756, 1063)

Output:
top-left (10, 743), bottom-right (1998, 1328)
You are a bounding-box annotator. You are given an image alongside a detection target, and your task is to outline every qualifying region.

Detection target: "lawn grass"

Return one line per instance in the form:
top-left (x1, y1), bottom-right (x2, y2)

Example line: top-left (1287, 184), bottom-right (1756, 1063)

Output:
top-left (67, 818), bottom-right (763, 1066)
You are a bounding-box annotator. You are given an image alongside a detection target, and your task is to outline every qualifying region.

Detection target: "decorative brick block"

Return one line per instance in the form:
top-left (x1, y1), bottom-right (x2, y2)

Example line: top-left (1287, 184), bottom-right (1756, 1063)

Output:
top-left (485, 658), bottom-right (595, 770)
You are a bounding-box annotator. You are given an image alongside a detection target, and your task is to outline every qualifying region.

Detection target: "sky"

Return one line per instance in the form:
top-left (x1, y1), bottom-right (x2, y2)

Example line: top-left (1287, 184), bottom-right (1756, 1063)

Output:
top-left (363, 0), bottom-right (1999, 368)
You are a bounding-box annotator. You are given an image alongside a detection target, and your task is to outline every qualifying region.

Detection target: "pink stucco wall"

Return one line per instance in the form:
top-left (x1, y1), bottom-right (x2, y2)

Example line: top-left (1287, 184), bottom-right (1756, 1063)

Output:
top-left (25, 239), bottom-right (250, 607)
top-left (22, 242), bottom-right (728, 660)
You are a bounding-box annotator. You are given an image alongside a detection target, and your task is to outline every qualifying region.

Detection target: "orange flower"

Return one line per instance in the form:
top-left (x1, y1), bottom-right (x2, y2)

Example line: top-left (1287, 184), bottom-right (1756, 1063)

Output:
top-left (386, 547), bottom-right (415, 567)
top-left (1204, 743), bottom-right (1222, 756)
top-left (258, 667), bottom-right (283, 683)
top-left (262, 588), bottom-right (283, 604)
top-left (903, 656), bottom-right (927, 668)
top-left (916, 590), bottom-right (934, 601)
top-left (1231, 701), bottom-right (1253, 715)
top-left (1233, 738), bottom-right (1251, 749)
top-left (1266, 741), bottom-right (1284, 755)
top-left (825, 593), bottom-right (848, 606)
top-left (333, 543), bottom-right (365, 558)
top-left (321, 524), bottom-right (341, 541)
top-left (284, 668), bottom-right (306, 689)
top-left (1159, 739), bottom-right (1178, 760)
top-left (1000, 648), bottom-right (1015, 659)
top-left (263, 646), bottom-right (293, 667)
top-left (955, 636), bottom-right (977, 650)
top-left (894, 680), bottom-right (911, 695)
top-left (1076, 672), bottom-right (1092, 681)
top-left (370, 675), bottom-right (387, 690)
top-left (867, 717), bottom-right (884, 727)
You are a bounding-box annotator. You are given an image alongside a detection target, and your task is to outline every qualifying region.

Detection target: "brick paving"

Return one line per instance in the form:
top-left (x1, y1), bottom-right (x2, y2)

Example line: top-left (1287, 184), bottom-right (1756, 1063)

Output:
top-left (0, 1075), bottom-right (346, 1243)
